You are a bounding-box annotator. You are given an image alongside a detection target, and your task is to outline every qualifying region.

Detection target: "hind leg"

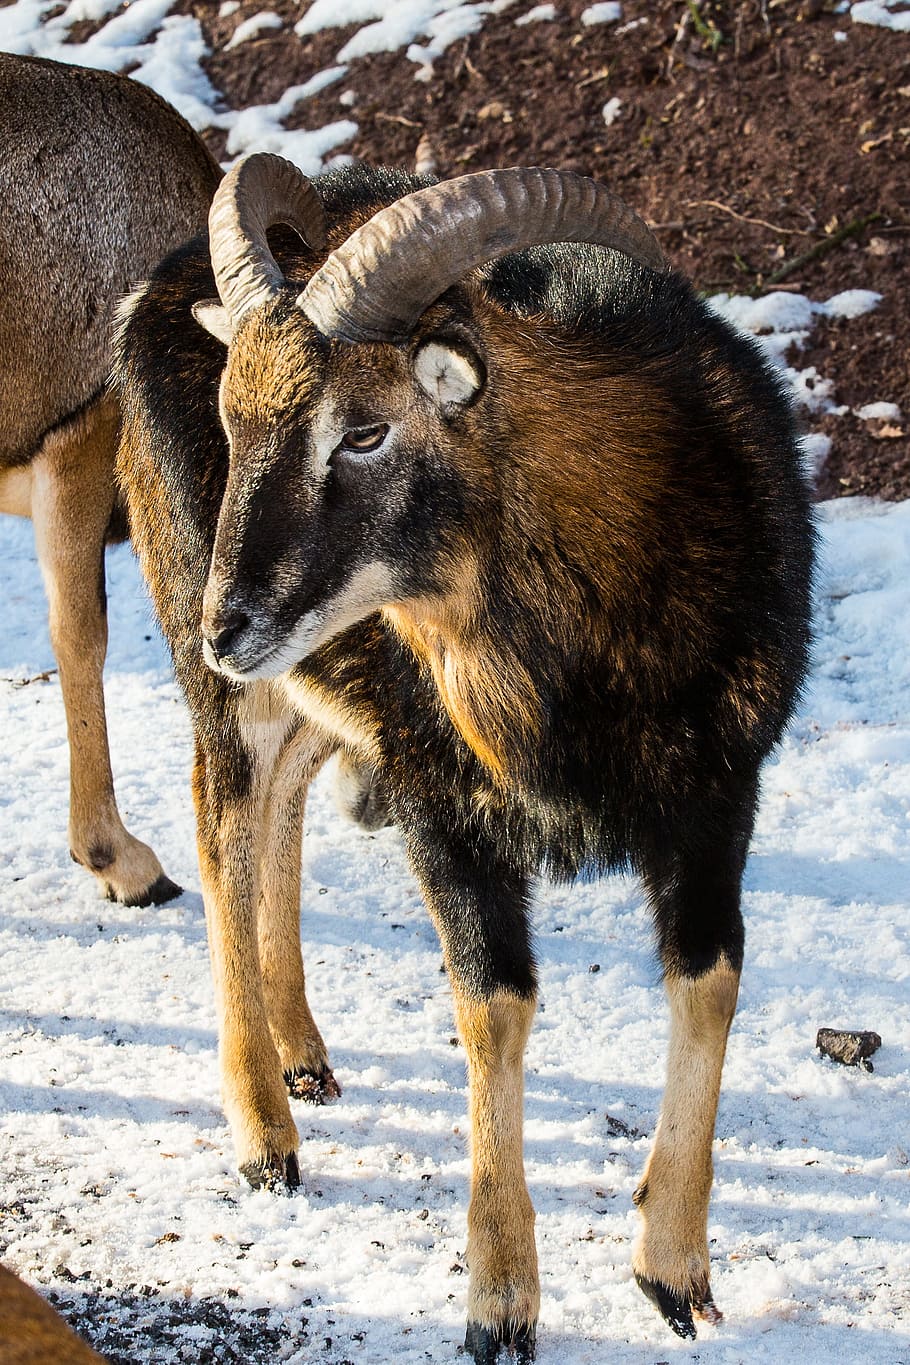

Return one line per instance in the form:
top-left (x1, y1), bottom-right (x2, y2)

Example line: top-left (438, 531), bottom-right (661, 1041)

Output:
top-left (30, 397), bottom-right (178, 905)
top-left (258, 724), bottom-right (340, 1103)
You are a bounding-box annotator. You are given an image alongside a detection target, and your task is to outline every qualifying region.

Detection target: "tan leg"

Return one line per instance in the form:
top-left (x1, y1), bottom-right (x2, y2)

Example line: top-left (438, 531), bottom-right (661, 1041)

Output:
top-left (403, 820), bottom-right (539, 1362)
top-left (258, 726), bottom-right (340, 1103)
top-left (193, 684), bottom-right (336, 1188)
top-left (456, 989), bottom-right (539, 1362)
top-left (633, 958), bottom-right (740, 1336)
top-left (29, 397), bottom-right (178, 905)
top-left (194, 740), bottom-right (299, 1188)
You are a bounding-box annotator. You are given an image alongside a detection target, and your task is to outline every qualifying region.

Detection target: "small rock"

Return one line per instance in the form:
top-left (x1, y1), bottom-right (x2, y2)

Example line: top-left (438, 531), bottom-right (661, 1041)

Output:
top-left (816, 1028), bottom-right (881, 1071)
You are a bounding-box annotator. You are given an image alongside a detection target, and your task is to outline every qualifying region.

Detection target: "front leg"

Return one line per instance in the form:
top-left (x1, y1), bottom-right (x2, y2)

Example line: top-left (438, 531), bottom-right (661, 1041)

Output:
top-left (191, 688), bottom-right (300, 1190)
top-left (634, 821), bottom-right (749, 1337)
top-left (406, 822), bottom-right (539, 1364)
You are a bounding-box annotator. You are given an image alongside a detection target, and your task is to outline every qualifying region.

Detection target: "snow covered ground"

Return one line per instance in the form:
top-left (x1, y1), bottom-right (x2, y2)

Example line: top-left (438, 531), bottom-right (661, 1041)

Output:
top-left (2, 0), bottom-right (909, 1360)
top-left (3, 492), bottom-right (910, 1364)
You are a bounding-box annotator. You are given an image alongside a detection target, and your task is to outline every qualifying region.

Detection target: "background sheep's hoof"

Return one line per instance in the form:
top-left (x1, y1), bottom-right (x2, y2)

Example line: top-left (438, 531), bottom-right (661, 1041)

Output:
top-left (240, 1151), bottom-right (301, 1192)
top-left (285, 1065), bottom-right (342, 1104)
top-left (108, 871), bottom-right (182, 907)
top-left (634, 1272), bottom-right (720, 1339)
top-left (464, 1319), bottom-right (536, 1363)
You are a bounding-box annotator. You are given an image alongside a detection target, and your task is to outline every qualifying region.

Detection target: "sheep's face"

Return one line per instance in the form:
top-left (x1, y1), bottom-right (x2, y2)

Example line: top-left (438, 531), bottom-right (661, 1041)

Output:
top-left (199, 300), bottom-right (490, 681)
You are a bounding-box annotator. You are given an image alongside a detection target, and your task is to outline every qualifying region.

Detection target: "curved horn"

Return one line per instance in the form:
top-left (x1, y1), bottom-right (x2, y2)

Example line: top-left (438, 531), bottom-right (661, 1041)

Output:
top-left (297, 167), bottom-right (665, 344)
top-left (208, 153), bottom-right (327, 327)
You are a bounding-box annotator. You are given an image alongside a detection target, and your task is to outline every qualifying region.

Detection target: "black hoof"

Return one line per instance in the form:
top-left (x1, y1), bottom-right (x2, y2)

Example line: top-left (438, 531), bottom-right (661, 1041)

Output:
top-left (285, 1065), bottom-right (342, 1104)
top-left (147, 873), bottom-right (183, 905)
top-left (113, 873), bottom-right (183, 907)
top-left (464, 1320), bottom-right (536, 1364)
top-left (240, 1150), bottom-right (301, 1192)
top-left (634, 1273), bottom-right (698, 1339)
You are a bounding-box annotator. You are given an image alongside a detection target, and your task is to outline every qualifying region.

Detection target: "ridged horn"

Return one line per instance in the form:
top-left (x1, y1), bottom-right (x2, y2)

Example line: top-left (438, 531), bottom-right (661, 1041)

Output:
top-left (297, 167), bottom-right (665, 344)
top-left (208, 153), bottom-right (326, 326)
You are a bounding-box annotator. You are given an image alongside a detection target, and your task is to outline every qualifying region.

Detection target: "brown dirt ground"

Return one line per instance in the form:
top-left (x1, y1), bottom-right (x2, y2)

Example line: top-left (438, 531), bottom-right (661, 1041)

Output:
top-left (196, 2), bottom-right (908, 498)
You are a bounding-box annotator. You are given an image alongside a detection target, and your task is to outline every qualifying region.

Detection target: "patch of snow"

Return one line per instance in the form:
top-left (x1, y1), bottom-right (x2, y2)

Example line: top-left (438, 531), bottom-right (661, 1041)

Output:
top-left (707, 288), bottom-right (885, 438)
top-left (854, 401), bottom-right (903, 421)
top-left (820, 288), bottom-right (882, 319)
top-left (0, 1), bottom-right (57, 48)
top-left (516, 2), bottom-right (556, 22)
top-left (407, 3), bottom-right (489, 68)
top-left (601, 96), bottom-right (622, 125)
top-left (222, 74), bottom-right (355, 173)
top-left (295, 0), bottom-right (390, 38)
top-left (219, 0), bottom-right (240, 14)
top-left (581, 2), bottom-right (621, 24)
top-left (129, 16), bottom-right (223, 131)
top-left (54, 0), bottom-right (126, 21)
top-left (295, 0), bottom-right (498, 66)
top-left (335, 0), bottom-right (468, 60)
top-left (851, 0), bottom-right (910, 29)
top-left (225, 11), bottom-right (284, 50)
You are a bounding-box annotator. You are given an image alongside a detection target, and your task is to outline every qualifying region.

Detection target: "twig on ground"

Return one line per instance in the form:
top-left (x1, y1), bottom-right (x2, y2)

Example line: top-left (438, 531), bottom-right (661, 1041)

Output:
top-left (375, 112), bottom-right (422, 129)
top-left (667, 4), bottom-right (690, 80)
top-left (685, 199), bottom-right (806, 235)
top-left (2, 669), bottom-right (58, 688)
top-left (766, 212), bottom-right (885, 285)
top-left (575, 66), bottom-right (610, 90)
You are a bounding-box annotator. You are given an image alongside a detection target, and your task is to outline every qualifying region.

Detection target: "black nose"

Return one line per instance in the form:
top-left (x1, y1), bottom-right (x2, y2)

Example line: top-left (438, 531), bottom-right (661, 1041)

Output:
top-left (206, 611), bottom-right (249, 660)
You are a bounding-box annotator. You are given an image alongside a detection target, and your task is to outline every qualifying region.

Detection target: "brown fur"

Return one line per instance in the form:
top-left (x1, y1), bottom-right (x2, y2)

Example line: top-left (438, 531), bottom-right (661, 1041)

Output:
top-left (0, 54), bottom-right (219, 469)
top-left (384, 547), bottom-right (542, 781)
top-left (0, 52), bottom-right (219, 903)
top-left (0, 1266), bottom-right (105, 1365)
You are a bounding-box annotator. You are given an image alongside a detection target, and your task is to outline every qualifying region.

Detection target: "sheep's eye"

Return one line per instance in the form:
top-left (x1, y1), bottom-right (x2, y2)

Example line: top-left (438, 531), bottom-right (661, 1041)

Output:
top-left (339, 424), bottom-right (388, 454)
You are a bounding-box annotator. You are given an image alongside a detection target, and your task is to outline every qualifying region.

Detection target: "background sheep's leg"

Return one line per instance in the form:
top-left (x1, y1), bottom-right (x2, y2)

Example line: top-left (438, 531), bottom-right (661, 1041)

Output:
top-left (257, 725), bottom-right (341, 1104)
top-left (407, 824), bottom-right (539, 1364)
top-left (30, 397), bottom-right (178, 906)
top-left (191, 687), bottom-right (302, 1190)
top-left (634, 820), bottom-right (750, 1338)
top-left (332, 750), bottom-right (392, 831)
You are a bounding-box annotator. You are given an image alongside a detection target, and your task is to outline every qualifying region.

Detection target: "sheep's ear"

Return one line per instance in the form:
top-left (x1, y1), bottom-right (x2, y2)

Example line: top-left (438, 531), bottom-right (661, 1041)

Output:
top-left (192, 300), bottom-right (233, 346)
top-left (413, 341), bottom-right (484, 410)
